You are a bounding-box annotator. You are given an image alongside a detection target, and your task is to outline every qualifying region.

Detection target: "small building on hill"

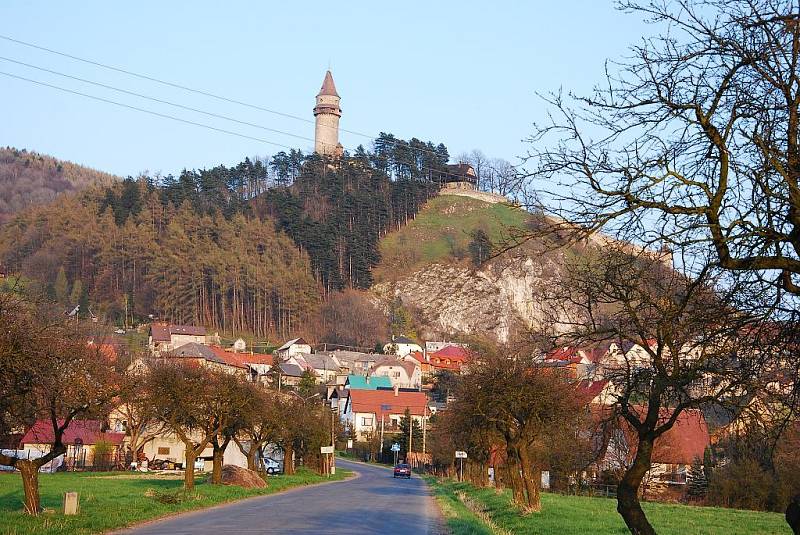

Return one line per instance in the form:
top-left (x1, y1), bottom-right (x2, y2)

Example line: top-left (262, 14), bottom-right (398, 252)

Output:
top-left (275, 338), bottom-right (312, 359)
top-left (148, 323), bottom-right (207, 354)
top-left (383, 336), bottom-right (423, 357)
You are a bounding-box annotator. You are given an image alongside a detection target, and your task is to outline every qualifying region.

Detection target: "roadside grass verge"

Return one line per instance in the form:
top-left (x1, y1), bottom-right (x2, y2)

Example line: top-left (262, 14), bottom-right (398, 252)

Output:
top-left (0, 467), bottom-right (350, 535)
top-left (425, 477), bottom-right (791, 535)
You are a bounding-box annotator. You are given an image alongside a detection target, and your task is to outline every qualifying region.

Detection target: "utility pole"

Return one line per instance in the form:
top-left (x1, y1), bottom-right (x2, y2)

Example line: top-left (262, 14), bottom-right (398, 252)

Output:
top-left (379, 414), bottom-right (385, 462)
top-left (422, 406), bottom-right (427, 455)
top-left (330, 406), bottom-right (336, 475)
top-left (408, 412), bottom-right (413, 463)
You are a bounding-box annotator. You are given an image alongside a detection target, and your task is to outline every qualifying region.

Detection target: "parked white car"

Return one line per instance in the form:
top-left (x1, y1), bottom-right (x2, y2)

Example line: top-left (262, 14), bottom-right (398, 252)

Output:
top-left (261, 456), bottom-right (282, 475)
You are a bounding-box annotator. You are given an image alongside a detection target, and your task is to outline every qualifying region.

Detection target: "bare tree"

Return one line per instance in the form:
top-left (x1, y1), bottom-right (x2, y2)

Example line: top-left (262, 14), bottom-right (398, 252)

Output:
top-left (208, 372), bottom-right (257, 484)
top-left (525, 0), bottom-right (800, 298)
top-left (147, 363), bottom-right (220, 490)
top-left (446, 341), bottom-right (584, 511)
top-left (0, 292), bottom-right (119, 514)
top-left (545, 244), bottom-right (767, 534)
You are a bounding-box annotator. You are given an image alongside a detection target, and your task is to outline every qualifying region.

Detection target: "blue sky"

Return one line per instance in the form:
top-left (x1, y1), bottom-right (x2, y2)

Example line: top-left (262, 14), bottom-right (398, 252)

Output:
top-left (0, 1), bottom-right (649, 177)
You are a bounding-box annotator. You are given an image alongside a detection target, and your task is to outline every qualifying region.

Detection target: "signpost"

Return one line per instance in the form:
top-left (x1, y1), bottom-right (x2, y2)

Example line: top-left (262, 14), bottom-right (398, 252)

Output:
top-left (391, 442), bottom-right (400, 466)
top-left (320, 445), bottom-right (334, 477)
top-left (455, 451), bottom-right (468, 482)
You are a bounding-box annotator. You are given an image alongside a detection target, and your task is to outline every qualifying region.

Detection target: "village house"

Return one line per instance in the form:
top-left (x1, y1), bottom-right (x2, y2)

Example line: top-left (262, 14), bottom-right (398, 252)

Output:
top-left (591, 407), bottom-right (711, 498)
top-left (373, 357), bottom-right (421, 389)
top-left (275, 337), bottom-right (312, 359)
top-left (290, 353), bottom-right (341, 384)
top-left (19, 420), bottom-right (126, 470)
top-left (427, 345), bottom-right (470, 372)
top-left (383, 336), bottom-right (424, 357)
top-left (343, 388), bottom-right (429, 440)
top-left (148, 323), bottom-right (207, 354)
top-left (325, 350), bottom-right (381, 375)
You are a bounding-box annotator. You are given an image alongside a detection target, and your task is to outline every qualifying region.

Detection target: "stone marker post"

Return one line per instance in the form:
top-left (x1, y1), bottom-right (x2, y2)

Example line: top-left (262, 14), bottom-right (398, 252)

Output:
top-left (63, 492), bottom-right (79, 515)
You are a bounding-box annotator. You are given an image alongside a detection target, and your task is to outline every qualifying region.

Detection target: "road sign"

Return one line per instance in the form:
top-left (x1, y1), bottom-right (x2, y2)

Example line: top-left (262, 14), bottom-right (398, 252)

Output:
top-left (347, 439), bottom-right (353, 449)
top-left (320, 446), bottom-right (335, 454)
top-left (455, 451), bottom-right (468, 459)
top-left (391, 443), bottom-right (401, 452)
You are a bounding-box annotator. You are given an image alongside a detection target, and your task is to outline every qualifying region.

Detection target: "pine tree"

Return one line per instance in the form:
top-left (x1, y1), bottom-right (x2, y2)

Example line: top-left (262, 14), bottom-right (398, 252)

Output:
top-left (54, 266), bottom-right (68, 304)
top-left (686, 456), bottom-right (708, 498)
top-left (69, 279), bottom-right (83, 307)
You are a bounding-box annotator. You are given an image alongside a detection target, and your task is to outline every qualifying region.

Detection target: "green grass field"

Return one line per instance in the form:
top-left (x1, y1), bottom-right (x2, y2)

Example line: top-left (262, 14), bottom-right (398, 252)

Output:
top-left (0, 468), bottom-right (349, 535)
top-left (376, 194), bottom-right (529, 281)
top-left (426, 477), bottom-right (791, 535)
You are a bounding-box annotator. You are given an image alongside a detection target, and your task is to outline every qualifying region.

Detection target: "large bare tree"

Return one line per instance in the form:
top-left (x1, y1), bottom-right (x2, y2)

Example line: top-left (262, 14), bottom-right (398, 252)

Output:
top-left (526, 0), bottom-right (800, 298)
top-left (546, 244), bottom-right (768, 534)
top-left (0, 291), bottom-right (119, 514)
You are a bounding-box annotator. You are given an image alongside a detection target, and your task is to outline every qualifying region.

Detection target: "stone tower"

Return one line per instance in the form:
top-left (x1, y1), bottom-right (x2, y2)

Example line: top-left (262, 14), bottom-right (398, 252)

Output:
top-left (313, 70), bottom-right (343, 157)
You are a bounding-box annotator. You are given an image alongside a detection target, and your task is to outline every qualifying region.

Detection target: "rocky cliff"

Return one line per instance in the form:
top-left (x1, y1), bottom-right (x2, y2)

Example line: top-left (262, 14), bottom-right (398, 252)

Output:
top-left (372, 194), bottom-right (580, 342)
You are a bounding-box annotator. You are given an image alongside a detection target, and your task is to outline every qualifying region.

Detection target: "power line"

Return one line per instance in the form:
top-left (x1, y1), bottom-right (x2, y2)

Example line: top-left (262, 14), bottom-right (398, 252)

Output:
top-left (0, 55), bottom-right (316, 144)
top-left (0, 71), bottom-right (295, 150)
top-left (1, 69), bottom-right (455, 182)
top-left (0, 33), bottom-right (450, 161)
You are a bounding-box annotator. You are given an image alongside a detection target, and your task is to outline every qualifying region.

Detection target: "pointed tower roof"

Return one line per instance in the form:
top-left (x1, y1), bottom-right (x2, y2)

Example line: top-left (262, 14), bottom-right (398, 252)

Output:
top-left (318, 70), bottom-right (339, 97)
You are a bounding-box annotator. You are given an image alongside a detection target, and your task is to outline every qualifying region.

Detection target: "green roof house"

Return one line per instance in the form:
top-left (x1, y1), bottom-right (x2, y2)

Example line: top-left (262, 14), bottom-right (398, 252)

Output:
top-left (346, 374), bottom-right (392, 390)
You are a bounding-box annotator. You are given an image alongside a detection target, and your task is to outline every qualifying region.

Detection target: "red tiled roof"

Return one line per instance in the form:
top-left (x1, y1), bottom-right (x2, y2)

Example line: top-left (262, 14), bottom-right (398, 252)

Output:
top-left (651, 409), bottom-right (710, 465)
top-left (430, 345), bottom-right (469, 361)
top-left (576, 380), bottom-right (608, 403)
top-left (408, 351), bottom-right (426, 364)
top-left (208, 346), bottom-right (273, 368)
top-left (318, 70), bottom-right (339, 97)
top-left (20, 420), bottom-right (125, 447)
top-left (349, 390), bottom-right (428, 417)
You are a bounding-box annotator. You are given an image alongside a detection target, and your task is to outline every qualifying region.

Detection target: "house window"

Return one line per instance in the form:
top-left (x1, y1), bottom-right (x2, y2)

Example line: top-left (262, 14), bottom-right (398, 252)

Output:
top-left (393, 371), bottom-right (401, 378)
top-left (361, 417), bottom-right (374, 427)
top-left (157, 447), bottom-right (170, 455)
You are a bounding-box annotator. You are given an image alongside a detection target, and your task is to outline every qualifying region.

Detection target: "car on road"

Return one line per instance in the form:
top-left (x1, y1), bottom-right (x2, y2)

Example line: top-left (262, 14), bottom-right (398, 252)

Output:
top-left (393, 463), bottom-right (412, 479)
top-left (261, 456), bottom-right (283, 475)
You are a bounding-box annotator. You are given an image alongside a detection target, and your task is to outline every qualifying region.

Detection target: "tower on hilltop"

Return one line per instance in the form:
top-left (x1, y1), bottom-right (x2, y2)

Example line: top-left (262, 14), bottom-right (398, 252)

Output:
top-left (313, 70), bottom-right (343, 157)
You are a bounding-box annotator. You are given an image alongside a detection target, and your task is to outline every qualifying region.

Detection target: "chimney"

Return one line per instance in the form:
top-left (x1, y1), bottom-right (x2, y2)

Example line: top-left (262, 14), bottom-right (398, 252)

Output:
top-left (393, 384), bottom-right (399, 397)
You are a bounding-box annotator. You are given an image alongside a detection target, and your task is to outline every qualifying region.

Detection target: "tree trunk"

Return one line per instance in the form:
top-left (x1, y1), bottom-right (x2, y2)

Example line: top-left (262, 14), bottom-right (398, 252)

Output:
top-left (506, 454), bottom-right (526, 507)
top-left (184, 449), bottom-right (196, 490)
top-left (247, 447), bottom-right (260, 472)
top-left (617, 437), bottom-right (656, 535)
top-left (284, 443), bottom-right (295, 475)
top-left (211, 446), bottom-right (224, 484)
top-left (518, 446), bottom-right (541, 512)
top-left (18, 460), bottom-right (41, 515)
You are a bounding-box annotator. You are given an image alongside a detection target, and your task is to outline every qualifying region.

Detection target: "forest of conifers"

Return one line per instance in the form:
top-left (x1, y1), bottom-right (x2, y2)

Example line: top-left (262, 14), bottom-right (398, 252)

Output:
top-left (0, 134), bottom-right (447, 339)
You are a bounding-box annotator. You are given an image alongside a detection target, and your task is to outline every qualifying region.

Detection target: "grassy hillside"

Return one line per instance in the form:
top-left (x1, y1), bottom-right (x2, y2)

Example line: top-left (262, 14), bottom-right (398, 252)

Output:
top-left (375, 194), bottom-right (530, 281)
top-left (0, 147), bottom-right (118, 224)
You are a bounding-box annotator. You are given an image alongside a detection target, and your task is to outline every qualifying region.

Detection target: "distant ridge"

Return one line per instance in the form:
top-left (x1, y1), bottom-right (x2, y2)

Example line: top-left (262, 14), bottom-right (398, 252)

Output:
top-left (0, 147), bottom-right (119, 223)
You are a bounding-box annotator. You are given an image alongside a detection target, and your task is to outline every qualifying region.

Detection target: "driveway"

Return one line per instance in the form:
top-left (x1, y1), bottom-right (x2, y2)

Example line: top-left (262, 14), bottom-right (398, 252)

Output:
top-left (115, 459), bottom-right (443, 534)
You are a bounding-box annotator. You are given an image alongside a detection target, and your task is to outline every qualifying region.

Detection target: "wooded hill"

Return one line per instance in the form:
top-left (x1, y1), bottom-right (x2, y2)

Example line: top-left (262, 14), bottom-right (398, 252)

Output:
top-left (0, 135), bottom-right (448, 338)
top-left (0, 147), bottom-right (119, 224)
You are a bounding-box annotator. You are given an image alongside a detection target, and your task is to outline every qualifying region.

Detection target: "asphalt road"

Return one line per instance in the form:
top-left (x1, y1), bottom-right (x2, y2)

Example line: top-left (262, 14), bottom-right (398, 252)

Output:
top-left (116, 459), bottom-right (443, 535)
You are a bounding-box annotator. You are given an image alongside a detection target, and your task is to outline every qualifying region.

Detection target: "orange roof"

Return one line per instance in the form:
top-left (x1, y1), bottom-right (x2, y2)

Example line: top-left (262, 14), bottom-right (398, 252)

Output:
top-left (348, 390), bottom-right (428, 417)
top-left (208, 346), bottom-right (273, 368)
top-left (430, 345), bottom-right (469, 361)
